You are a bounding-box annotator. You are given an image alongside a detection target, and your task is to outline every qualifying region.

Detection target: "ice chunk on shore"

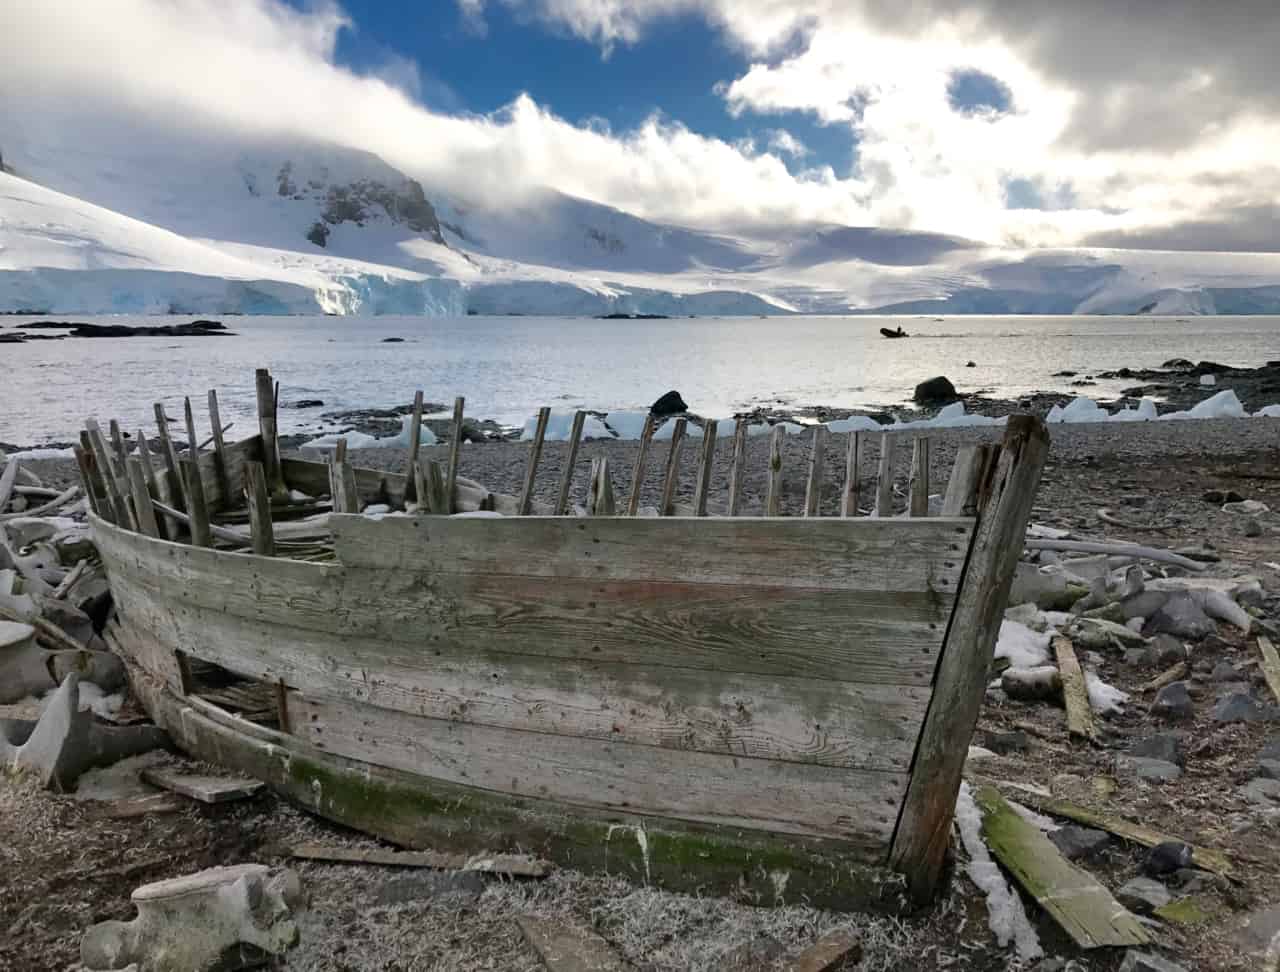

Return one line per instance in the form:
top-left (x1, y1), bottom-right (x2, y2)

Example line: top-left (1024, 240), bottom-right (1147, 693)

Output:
top-left (1047, 396), bottom-right (1157, 423)
top-left (301, 414), bottom-right (437, 451)
top-left (995, 620), bottom-right (1052, 667)
top-left (520, 410), bottom-right (613, 441)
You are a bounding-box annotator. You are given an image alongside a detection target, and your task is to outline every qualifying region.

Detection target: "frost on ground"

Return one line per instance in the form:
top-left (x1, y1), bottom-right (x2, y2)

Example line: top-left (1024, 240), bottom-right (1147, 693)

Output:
top-left (953, 783), bottom-right (1043, 964)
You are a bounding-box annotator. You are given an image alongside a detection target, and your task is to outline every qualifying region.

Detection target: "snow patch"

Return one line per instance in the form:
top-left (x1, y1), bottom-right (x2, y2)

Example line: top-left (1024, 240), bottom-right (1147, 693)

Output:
top-left (1084, 670), bottom-right (1129, 715)
top-left (994, 620), bottom-right (1052, 668)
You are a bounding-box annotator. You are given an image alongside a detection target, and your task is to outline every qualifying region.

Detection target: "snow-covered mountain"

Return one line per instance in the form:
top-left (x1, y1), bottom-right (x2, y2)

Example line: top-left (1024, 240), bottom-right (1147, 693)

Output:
top-left (4, 115), bottom-right (1280, 316)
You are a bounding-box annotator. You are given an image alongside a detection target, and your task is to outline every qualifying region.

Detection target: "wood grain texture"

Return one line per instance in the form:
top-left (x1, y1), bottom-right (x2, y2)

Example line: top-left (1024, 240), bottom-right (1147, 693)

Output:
top-left (974, 786), bottom-right (1150, 948)
top-left (333, 514), bottom-right (971, 593)
top-left (517, 916), bottom-right (630, 972)
top-left (940, 445), bottom-right (987, 518)
top-left (909, 437), bottom-right (929, 518)
top-left (805, 426), bottom-right (826, 517)
top-left (290, 843), bottom-right (550, 877)
top-left (625, 414), bottom-right (657, 517)
top-left (180, 458), bottom-right (212, 547)
top-left (142, 766), bottom-right (264, 803)
top-left (875, 433), bottom-right (896, 517)
top-left (841, 432), bottom-right (862, 518)
top-left (693, 418), bottom-right (718, 516)
top-left (207, 389), bottom-right (231, 503)
top-left (152, 402), bottom-right (188, 511)
top-left (1054, 635), bottom-right (1096, 741)
top-left (660, 418), bottom-right (687, 517)
top-left (889, 415), bottom-right (1048, 901)
top-left (85, 419), bottom-right (132, 528)
top-left (126, 458), bottom-right (160, 539)
top-left (727, 418), bottom-right (749, 517)
top-left (289, 689), bottom-right (907, 845)
top-left (446, 396), bottom-right (465, 513)
top-left (245, 461), bottom-right (275, 557)
top-left (765, 425), bottom-right (784, 516)
top-left (405, 390), bottom-right (425, 503)
top-left (73, 444), bottom-right (102, 518)
top-left (255, 368), bottom-right (284, 495)
top-left (587, 457), bottom-right (616, 516)
top-left (520, 407), bottom-right (551, 515)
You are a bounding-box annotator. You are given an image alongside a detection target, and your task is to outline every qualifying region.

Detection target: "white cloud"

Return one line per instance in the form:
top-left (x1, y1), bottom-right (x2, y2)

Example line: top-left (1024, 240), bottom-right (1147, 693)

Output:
top-left (3, 0), bottom-right (1279, 250)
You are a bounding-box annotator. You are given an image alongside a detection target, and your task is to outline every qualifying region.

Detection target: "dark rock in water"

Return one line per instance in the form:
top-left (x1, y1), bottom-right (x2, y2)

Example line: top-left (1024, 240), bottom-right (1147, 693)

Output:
top-left (1132, 731), bottom-right (1185, 767)
top-left (1150, 681), bottom-right (1194, 721)
top-left (1162, 358), bottom-right (1195, 370)
top-left (1195, 360), bottom-right (1231, 374)
top-left (1052, 370), bottom-right (1077, 377)
top-left (650, 390), bottom-right (689, 416)
top-left (288, 399), bottom-right (325, 409)
top-left (1143, 841), bottom-right (1194, 876)
top-left (913, 375), bottom-right (958, 404)
top-left (965, 360), bottom-right (976, 367)
top-left (0, 333), bottom-right (27, 343)
top-left (381, 337), bottom-right (405, 343)
top-left (598, 312), bottom-right (670, 319)
top-left (1049, 825), bottom-right (1111, 861)
top-left (18, 320), bottom-right (232, 338)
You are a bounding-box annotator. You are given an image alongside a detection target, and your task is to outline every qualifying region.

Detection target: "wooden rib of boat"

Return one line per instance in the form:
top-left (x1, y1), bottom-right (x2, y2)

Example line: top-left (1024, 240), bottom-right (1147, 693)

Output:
top-left (82, 370), bottom-right (1049, 911)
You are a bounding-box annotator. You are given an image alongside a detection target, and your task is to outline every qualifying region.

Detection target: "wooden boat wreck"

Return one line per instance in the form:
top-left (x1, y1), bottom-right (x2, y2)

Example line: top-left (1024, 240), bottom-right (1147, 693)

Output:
top-left (79, 370), bottom-right (1049, 912)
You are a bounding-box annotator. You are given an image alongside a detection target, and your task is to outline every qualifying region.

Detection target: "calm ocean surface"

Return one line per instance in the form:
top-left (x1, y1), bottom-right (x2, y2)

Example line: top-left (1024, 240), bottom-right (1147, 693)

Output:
top-left (3, 314), bottom-right (1279, 445)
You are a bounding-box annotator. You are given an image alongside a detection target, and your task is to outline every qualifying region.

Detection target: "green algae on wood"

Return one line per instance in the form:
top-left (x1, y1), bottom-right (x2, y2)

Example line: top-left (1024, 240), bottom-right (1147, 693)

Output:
top-left (974, 786), bottom-right (1151, 949)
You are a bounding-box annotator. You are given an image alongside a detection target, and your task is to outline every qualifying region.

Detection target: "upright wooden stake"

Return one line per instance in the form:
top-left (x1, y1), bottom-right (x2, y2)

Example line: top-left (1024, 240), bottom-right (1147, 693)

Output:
top-left (85, 420), bottom-right (133, 529)
top-left (554, 410), bottom-right (586, 516)
top-left (889, 414), bottom-right (1050, 901)
top-left (207, 389), bottom-right (231, 506)
top-left (841, 432), bottom-right (863, 518)
top-left (255, 368), bottom-right (284, 496)
top-left (244, 461), bottom-right (275, 557)
top-left (941, 445), bottom-right (988, 517)
top-left (181, 457), bottom-right (213, 548)
top-left (108, 419), bottom-right (128, 469)
top-left (692, 418), bottom-right (718, 516)
top-left (804, 425), bottom-right (827, 517)
top-left (659, 418), bottom-right (687, 516)
top-left (726, 418), bottom-right (748, 516)
top-left (126, 458), bottom-right (160, 538)
top-left (765, 425), bottom-right (785, 516)
top-left (73, 444), bottom-right (102, 518)
top-left (183, 397), bottom-right (198, 461)
top-left (874, 433), bottom-right (896, 517)
top-left (422, 459), bottom-right (447, 515)
top-left (153, 403), bottom-right (187, 510)
top-left (134, 431), bottom-right (171, 539)
top-left (404, 391), bottom-right (425, 504)
top-left (587, 457), bottom-right (616, 516)
top-left (625, 413), bottom-right (657, 516)
top-left (909, 436), bottom-right (930, 517)
top-left (332, 438), bottom-right (359, 513)
top-left (445, 396), bottom-right (465, 515)
top-left (519, 407), bottom-right (550, 515)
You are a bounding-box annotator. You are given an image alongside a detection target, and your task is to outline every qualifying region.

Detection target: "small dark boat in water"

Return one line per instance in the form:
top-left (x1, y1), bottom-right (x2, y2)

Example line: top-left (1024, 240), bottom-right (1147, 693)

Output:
top-left (880, 326), bottom-right (908, 339)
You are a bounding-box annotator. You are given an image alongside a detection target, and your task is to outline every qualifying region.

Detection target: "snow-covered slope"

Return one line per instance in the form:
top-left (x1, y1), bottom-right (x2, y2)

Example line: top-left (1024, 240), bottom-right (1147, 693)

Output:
top-left (4, 112), bottom-right (1280, 316)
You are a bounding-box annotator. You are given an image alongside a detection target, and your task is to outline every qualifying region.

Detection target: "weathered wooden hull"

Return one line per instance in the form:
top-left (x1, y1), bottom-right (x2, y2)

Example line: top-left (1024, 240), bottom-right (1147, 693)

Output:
top-left (88, 406), bottom-right (1049, 910)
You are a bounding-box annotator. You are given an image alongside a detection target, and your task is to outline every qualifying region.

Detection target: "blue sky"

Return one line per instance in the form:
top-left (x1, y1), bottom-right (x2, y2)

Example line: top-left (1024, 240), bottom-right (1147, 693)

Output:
top-left (318, 1), bottom-right (860, 176)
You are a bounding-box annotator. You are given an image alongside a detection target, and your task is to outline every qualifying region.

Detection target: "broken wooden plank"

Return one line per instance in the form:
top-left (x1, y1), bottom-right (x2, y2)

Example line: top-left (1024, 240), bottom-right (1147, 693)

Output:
top-left (990, 784), bottom-right (1234, 878)
top-left (207, 389), bottom-right (232, 503)
top-left (1054, 635), bottom-right (1096, 742)
top-left (908, 436), bottom-right (929, 517)
top-left (874, 432), bottom-right (895, 517)
top-left (405, 390), bottom-right (425, 504)
top-left (941, 445), bottom-right (987, 517)
top-left (974, 785), bottom-right (1151, 949)
top-left (289, 842), bottom-right (551, 877)
top-left (142, 767), bottom-right (265, 804)
top-left (726, 418), bottom-right (748, 516)
top-left (625, 414), bottom-right (657, 516)
top-left (586, 457), bottom-right (616, 516)
top-left (445, 396), bottom-right (466, 514)
top-left (255, 368), bottom-right (285, 496)
top-left (108, 419), bottom-right (128, 469)
top-left (841, 431), bottom-right (862, 518)
top-left (1258, 634), bottom-right (1280, 705)
top-left (94, 793), bottom-right (188, 819)
top-left (692, 418), bottom-right (718, 516)
top-left (245, 461), bottom-right (275, 557)
top-left (554, 410), bottom-right (586, 516)
top-left (520, 406), bottom-right (551, 515)
top-left (180, 458), bottom-right (213, 547)
top-left (516, 915), bottom-right (630, 972)
top-left (781, 929), bottom-right (862, 972)
top-left (804, 425), bottom-right (826, 517)
top-left (659, 417), bottom-right (687, 516)
top-left (1139, 661), bottom-right (1189, 693)
top-left (765, 424), bottom-right (784, 516)
top-left (153, 402), bottom-right (188, 510)
top-left (126, 458), bottom-right (161, 539)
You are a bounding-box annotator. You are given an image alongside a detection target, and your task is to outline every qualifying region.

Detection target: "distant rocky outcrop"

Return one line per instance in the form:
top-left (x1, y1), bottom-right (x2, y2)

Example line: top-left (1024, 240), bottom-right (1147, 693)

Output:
top-left (914, 375), bottom-right (959, 405)
top-left (18, 320), bottom-right (232, 338)
top-left (320, 178), bottom-right (444, 243)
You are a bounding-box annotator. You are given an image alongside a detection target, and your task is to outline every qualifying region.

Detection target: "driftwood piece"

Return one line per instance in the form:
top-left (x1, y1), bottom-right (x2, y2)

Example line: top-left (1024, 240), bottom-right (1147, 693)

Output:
top-left (993, 784), bottom-right (1234, 877)
top-left (95, 793), bottom-right (188, 819)
top-left (554, 410), bottom-right (586, 516)
top-left (1139, 661), bottom-right (1188, 693)
top-left (405, 390), bottom-right (425, 503)
top-left (804, 425), bottom-right (826, 517)
top-left (890, 415), bottom-right (1049, 901)
top-left (874, 433), bottom-right (895, 517)
top-left (289, 842), bottom-right (550, 877)
top-left (1023, 539), bottom-right (1206, 571)
top-left (445, 396), bottom-right (466, 514)
top-left (909, 436), bottom-right (929, 517)
top-left (1096, 507), bottom-right (1173, 533)
top-left (1258, 635), bottom-right (1280, 705)
top-left (626, 414), bottom-right (657, 516)
top-left (727, 418), bottom-right (748, 516)
top-left (245, 461), bottom-right (275, 557)
top-left (520, 407), bottom-right (550, 515)
top-left (660, 418), bottom-right (687, 517)
top-left (0, 484), bottom-right (79, 522)
top-left (142, 766), bottom-right (265, 803)
top-left (841, 432), bottom-right (862, 517)
top-left (765, 424), bottom-right (784, 516)
top-left (781, 929), bottom-right (862, 972)
top-left (207, 389), bottom-right (232, 504)
top-left (1054, 635), bottom-right (1096, 742)
top-left (692, 418), bottom-right (718, 516)
top-left (974, 785), bottom-right (1150, 948)
top-left (180, 458), bottom-right (213, 547)
top-left (516, 915), bottom-right (630, 972)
